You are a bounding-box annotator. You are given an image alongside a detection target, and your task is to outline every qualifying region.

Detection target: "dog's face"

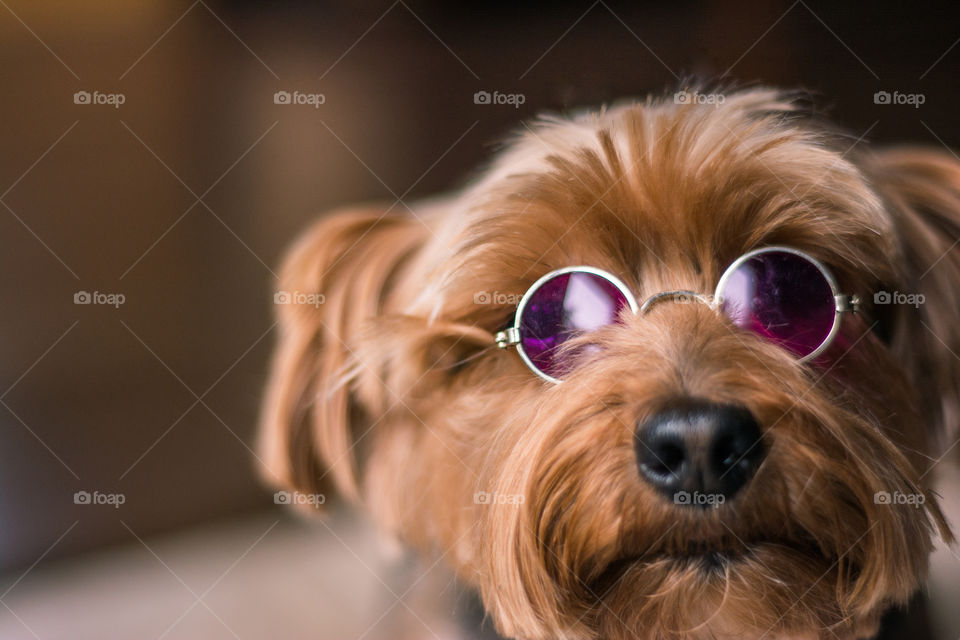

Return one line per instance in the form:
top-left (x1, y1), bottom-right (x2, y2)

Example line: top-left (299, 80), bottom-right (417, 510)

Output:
top-left (261, 89), bottom-right (959, 640)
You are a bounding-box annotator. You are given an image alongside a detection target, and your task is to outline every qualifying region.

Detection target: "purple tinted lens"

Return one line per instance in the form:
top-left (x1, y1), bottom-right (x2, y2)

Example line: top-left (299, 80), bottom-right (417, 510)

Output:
top-left (519, 271), bottom-right (630, 378)
top-left (719, 251), bottom-right (837, 358)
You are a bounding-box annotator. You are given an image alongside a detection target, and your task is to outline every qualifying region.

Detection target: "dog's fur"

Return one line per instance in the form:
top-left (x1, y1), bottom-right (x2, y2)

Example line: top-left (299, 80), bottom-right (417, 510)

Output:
top-left (260, 88), bottom-right (960, 639)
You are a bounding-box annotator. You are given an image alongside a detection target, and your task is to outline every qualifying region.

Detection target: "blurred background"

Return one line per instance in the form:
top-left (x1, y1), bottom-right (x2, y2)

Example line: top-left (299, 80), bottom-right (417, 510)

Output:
top-left (0, 1), bottom-right (958, 638)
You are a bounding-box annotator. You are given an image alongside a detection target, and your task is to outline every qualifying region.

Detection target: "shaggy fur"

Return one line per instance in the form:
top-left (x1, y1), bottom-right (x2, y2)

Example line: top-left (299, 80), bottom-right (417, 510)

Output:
top-left (260, 88), bottom-right (960, 639)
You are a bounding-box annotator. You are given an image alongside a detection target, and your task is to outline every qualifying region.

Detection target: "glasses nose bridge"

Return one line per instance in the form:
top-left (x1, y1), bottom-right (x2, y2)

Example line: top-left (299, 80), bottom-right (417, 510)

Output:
top-left (639, 289), bottom-right (716, 315)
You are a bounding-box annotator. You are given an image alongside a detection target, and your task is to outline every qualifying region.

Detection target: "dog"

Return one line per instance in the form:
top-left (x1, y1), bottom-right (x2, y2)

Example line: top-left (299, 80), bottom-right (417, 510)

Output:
top-left (260, 87), bottom-right (960, 639)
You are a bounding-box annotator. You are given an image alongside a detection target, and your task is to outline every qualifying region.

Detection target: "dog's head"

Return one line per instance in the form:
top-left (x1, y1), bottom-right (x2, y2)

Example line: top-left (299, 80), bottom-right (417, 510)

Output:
top-left (260, 88), bottom-right (959, 640)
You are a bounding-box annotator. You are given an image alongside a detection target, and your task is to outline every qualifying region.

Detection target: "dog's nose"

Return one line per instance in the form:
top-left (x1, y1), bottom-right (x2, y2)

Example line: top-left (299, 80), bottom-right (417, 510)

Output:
top-left (635, 399), bottom-right (765, 503)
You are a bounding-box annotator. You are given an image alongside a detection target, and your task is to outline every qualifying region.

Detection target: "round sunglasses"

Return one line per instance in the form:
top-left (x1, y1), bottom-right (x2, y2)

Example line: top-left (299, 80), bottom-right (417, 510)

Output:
top-left (495, 247), bottom-right (861, 383)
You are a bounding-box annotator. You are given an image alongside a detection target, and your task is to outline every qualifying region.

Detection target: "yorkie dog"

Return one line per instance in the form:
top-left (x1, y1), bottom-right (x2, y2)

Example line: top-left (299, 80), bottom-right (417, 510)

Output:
top-left (260, 88), bottom-right (959, 639)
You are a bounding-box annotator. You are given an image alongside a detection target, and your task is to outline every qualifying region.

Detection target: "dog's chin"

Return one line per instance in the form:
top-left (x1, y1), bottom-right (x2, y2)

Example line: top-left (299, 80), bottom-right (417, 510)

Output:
top-left (592, 542), bottom-right (881, 640)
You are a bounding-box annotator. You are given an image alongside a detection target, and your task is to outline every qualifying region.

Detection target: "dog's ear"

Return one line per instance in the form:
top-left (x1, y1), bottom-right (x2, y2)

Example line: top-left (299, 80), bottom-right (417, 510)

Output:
top-left (860, 148), bottom-right (960, 442)
top-left (258, 207), bottom-right (434, 502)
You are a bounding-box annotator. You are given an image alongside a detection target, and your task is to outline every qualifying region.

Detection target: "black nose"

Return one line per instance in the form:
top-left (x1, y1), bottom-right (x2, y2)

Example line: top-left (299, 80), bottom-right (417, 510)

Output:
top-left (635, 399), bottom-right (765, 504)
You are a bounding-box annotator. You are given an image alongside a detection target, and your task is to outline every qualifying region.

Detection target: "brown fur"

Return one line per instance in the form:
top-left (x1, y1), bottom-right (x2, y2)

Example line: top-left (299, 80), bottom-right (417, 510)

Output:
top-left (260, 88), bottom-right (959, 639)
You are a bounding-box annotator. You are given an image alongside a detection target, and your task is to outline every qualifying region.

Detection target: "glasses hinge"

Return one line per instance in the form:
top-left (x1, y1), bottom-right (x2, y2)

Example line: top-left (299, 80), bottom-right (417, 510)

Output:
top-left (837, 294), bottom-right (860, 313)
top-left (495, 327), bottom-right (520, 349)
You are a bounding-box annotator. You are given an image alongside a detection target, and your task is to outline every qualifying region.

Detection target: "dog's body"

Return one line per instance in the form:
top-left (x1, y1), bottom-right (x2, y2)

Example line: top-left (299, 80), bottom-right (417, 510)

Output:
top-left (261, 88), bottom-right (960, 639)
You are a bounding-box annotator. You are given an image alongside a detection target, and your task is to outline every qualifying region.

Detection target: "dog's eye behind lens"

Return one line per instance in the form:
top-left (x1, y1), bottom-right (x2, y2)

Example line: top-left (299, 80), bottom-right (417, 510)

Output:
top-left (519, 270), bottom-right (630, 379)
top-left (718, 251), bottom-right (837, 359)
